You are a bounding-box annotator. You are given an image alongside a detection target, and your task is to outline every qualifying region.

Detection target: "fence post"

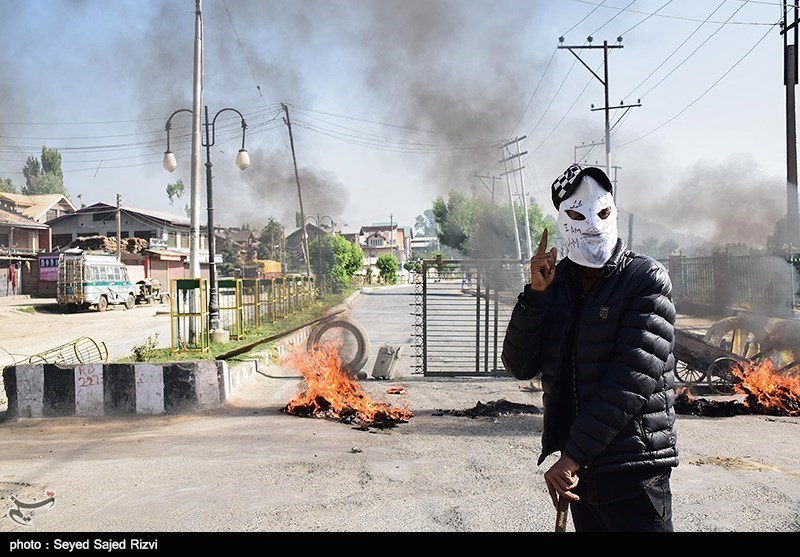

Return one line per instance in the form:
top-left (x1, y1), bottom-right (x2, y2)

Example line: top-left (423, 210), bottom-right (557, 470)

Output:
top-left (712, 251), bottom-right (731, 314)
top-left (668, 254), bottom-right (683, 307)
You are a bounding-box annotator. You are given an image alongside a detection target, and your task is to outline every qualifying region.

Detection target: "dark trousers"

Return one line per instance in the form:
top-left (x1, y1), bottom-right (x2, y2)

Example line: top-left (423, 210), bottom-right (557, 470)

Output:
top-left (569, 472), bottom-right (674, 532)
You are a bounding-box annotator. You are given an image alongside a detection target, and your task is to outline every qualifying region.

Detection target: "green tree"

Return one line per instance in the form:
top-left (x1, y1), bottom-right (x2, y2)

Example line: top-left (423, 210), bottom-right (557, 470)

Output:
top-left (22, 146), bottom-right (66, 195)
top-left (166, 179), bottom-right (185, 206)
top-left (309, 234), bottom-right (363, 292)
top-left (0, 178), bottom-right (16, 193)
top-left (257, 218), bottom-right (285, 262)
top-left (217, 234), bottom-right (243, 277)
top-left (376, 254), bottom-right (399, 284)
top-left (414, 209), bottom-right (437, 237)
top-left (432, 191), bottom-right (556, 259)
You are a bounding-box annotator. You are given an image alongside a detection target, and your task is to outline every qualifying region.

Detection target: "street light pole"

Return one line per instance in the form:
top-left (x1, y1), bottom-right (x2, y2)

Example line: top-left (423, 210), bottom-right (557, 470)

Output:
top-left (165, 105), bottom-right (250, 335)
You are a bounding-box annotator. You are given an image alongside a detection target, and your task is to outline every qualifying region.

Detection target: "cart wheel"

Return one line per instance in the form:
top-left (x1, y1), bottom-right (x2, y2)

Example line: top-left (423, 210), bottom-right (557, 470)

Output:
top-left (674, 360), bottom-right (705, 386)
top-left (705, 357), bottom-right (739, 395)
top-left (160, 293), bottom-right (170, 305)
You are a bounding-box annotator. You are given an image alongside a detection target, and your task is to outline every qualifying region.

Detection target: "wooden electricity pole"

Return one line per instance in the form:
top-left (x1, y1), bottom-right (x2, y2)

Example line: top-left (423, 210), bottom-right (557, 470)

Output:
top-left (281, 103), bottom-right (312, 277)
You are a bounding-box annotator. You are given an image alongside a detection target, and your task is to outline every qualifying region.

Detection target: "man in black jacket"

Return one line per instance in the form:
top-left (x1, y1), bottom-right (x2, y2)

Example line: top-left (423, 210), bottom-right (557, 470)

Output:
top-left (501, 163), bottom-right (679, 532)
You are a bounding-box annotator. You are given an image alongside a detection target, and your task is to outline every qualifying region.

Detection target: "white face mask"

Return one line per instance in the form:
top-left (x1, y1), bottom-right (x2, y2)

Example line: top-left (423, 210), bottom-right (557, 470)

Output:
top-left (557, 175), bottom-right (617, 268)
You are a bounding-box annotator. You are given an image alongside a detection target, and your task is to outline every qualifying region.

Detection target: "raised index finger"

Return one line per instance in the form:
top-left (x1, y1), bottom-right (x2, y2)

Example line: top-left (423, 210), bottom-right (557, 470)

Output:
top-left (536, 228), bottom-right (549, 256)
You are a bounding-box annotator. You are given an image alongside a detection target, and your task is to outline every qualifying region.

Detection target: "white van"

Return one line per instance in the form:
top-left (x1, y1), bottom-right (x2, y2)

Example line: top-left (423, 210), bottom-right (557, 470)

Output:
top-left (57, 250), bottom-right (136, 312)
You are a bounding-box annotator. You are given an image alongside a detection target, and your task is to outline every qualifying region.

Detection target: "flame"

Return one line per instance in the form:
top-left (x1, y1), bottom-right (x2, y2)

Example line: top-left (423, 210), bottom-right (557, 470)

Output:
top-left (282, 341), bottom-right (412, 427)
top-left (732, 360), bottom-right (800, 416)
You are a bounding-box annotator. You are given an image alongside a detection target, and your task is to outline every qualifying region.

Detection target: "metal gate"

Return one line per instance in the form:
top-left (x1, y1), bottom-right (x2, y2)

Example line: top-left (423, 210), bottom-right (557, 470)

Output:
top-left (412, 258), bottom-right (525, 376)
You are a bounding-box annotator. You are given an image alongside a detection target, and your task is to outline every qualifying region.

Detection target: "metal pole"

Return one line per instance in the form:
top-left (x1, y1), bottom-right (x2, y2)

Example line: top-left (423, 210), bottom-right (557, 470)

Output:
top-left (604, 40), bottom-right (611, 179)
top-left (786, 0), bottom-right (800, 249)
top-left (189, 0), bottom-right (203, 279)
top-left (516, 141), bottom-right (532, 260)
top-left (203, 106), bottom-right (219, 332)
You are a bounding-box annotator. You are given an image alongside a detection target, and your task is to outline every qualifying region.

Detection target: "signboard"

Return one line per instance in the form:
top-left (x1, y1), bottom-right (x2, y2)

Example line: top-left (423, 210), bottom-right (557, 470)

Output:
top-left (38, 254), bottom-right (59, 282)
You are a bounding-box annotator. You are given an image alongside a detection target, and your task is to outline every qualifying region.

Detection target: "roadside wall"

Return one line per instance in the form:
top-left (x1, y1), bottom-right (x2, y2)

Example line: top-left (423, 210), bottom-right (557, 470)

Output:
top-left (2, 322), bottom-right (314, 419)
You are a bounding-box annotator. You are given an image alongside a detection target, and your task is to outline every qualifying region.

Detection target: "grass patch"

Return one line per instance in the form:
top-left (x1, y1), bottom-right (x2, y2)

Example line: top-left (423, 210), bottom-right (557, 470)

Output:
top-left (116, 289), bottom-right (357, 364)
top-left (14, 307), bottom-right (37, 315)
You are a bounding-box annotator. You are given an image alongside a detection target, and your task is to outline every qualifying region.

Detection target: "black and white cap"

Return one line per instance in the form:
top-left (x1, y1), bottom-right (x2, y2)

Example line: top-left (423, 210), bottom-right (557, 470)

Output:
top-left (551, 163), bottom-right (613, 209)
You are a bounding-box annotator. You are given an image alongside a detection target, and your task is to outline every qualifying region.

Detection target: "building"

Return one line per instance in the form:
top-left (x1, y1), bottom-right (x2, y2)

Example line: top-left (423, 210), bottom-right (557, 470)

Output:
top-left (0, 207), bottom-right (51, 297)
top-left (46, 202), bottom-right (215, 287)
top-left (284, 223), bottom-right (325, 273)
top-left (358, 222), bottom-right (413, 282)
top-left (0, 192), bottom-right (76, 224)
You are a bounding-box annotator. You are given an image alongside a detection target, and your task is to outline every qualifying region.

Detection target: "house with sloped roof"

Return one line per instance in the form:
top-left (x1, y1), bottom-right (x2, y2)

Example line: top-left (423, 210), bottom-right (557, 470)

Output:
top-left (46, 202), bottom-right (216, 287)
top-left (0, 192), bottom-right (76, 224)
top-left (0, 207), bottom-right (51, 296)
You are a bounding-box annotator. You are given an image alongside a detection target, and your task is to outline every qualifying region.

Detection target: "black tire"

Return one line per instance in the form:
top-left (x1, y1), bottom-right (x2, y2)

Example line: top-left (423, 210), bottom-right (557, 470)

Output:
top-left (125, 293), bottom-right (135, 310)
top-left (306, 316), bottom-right (370, 375)
top-left (97, 296), bottom-right (108, 312)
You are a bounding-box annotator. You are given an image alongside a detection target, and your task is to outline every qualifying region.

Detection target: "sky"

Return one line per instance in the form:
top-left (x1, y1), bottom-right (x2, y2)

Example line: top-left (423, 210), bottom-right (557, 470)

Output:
top-left (0, 0), bottom-right (793, 249)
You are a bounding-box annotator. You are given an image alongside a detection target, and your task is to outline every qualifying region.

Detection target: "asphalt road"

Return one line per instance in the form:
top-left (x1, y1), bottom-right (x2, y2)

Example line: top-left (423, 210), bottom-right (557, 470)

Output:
top-left (0, 286), bottom-right (798, 535)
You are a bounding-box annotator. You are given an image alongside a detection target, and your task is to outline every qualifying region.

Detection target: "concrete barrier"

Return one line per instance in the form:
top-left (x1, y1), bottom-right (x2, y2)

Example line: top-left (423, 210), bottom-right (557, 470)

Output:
top-left (2, 320), bottom-right (314, 419)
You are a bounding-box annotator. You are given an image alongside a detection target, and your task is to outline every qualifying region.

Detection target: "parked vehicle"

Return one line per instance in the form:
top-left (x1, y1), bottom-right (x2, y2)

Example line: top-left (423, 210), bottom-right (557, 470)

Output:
top-left (134, 277), bottom-right (170, 305)
top-left (57, 250), bottom-right (136, 312)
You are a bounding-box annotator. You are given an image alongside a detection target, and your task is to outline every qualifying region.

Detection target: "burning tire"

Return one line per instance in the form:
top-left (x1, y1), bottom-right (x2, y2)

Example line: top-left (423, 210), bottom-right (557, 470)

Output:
top-left (306, 316), bottom-right (370, 377)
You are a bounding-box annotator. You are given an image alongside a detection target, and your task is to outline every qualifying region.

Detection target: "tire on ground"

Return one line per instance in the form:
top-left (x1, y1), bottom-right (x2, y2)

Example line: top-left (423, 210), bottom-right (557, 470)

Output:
top-left (306, 316), bottom-right (370, 376)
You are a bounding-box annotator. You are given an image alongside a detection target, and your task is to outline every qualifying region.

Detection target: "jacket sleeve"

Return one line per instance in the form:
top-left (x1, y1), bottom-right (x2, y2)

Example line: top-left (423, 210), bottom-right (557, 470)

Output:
top-left (563, 261), bottom-right (676, 466)
top-left (501, 285), bottom-right (547, 380)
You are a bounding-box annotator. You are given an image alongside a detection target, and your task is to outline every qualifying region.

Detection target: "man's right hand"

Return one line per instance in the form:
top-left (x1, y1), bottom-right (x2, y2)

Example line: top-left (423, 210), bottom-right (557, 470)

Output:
top-left (530, 228), bottom-right (557, 292)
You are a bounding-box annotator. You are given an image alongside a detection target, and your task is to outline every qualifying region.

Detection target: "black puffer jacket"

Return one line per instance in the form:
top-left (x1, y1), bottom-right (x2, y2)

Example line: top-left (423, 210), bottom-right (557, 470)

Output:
top-left (502, 239), bottom-right (679, 475)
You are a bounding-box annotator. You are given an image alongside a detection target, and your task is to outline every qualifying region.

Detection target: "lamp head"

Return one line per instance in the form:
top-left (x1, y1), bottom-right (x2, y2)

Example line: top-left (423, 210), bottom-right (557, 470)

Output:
top-left (163, 151), bottom-right (177, 173)
top-left (235, 149), bottom-right (250, 171)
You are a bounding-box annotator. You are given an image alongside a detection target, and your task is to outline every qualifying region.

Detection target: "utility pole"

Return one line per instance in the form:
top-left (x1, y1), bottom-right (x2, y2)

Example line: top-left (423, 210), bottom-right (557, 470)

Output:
top-left (189, 0), bottom-right (203, 279)
top-left (474, 173), bottom-right (501, 203)
top-left (500, 137), bottom-right (530, 260)
top-left (783, 1), bottom-right (800, 249)
top-left (558, 36), bottom-right (638, 182)
top-left (389, 213), bottom-right (394, 258)
top-left (574, 140), bottom-right (605, 165)
top-left (281, 103), bottom-right (312, 277)
top-left (116, 193), bottom-right (122, 260)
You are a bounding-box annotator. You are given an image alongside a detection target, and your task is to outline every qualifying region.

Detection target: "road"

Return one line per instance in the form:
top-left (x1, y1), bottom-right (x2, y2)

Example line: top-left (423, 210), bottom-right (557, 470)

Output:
top-left (0, 287), bottom-right (798, 536)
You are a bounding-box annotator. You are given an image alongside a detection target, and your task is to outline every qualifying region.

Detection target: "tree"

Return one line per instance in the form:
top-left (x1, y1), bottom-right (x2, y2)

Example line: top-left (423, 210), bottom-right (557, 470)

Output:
top-left (217, 234), bottom-right (243, 277)
top-left (0, 178), bottom-right (16, 193)
top-left (431, 191), bottom-right (556, 259)
top-left (414, 209), bottom-right (437, 237)
top-left (257, 218), bottom-right (285, 262)
top-left (166, 179), bottom-right (185, 206)
top-left (309, 233), bottom-right (363, 292)
top-left (376, 254), bottom-right (399, 284)
top-left (22, 146), bottom-right (67, 196)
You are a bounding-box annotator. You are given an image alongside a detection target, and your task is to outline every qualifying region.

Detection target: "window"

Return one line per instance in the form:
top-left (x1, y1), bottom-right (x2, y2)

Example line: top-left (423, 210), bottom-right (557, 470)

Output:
top-left (168, 232), bottom-right (178, 248)
top-left (52, 234), bottom-right (73, 248)
top-left (134, 230), bottom-right (154, 240)
top-left (0, 234), bottom-right (8, 247)
top-left (92, 212), bottom-right (116, 222)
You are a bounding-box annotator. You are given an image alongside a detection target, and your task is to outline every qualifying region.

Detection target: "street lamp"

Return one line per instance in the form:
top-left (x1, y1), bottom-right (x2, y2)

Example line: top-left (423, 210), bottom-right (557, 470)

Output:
top-left (164, 105), bottom-right (250, 334)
